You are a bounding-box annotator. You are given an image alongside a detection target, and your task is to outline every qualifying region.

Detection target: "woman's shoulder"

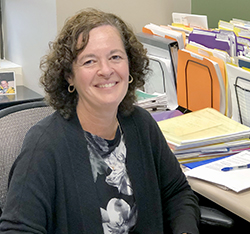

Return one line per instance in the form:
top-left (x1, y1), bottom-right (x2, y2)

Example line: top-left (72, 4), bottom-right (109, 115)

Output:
top-left (24, 111), bottom-right (66, 146)
top-left (119, 106), bottom-right (159, 134)
top-left (130, 105), bottom-right (156, 125)
top-left (130, 105), bottom-right (152, 120)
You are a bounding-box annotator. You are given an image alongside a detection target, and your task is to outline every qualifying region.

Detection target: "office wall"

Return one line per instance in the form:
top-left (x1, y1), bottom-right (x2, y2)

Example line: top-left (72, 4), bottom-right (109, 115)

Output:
top-left (192, 0), bottom-right (250, 28)
top-left (56, 0), bottom-right (177, 33)
top-left (2, 0), bottom-right (57, 94)
top-left (3, 0), bottom-right (190, 95)
top-left (173, 0), bottom-right (191, 14)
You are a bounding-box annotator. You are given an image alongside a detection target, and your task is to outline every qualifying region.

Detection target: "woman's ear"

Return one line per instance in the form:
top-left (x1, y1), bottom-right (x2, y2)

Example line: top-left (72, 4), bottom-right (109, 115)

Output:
top-left (66, 75), bottom-right (74, 86)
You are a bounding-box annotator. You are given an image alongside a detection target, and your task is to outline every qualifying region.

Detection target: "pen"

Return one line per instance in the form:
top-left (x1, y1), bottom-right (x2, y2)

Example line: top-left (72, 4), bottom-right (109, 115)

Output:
top-left (221, 164), bottom-right (250, 172)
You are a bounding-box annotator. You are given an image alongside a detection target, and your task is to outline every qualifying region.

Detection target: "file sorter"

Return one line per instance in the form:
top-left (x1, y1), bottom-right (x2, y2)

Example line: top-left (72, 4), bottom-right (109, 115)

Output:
top-left (177, 49), bottom-right (226, 114)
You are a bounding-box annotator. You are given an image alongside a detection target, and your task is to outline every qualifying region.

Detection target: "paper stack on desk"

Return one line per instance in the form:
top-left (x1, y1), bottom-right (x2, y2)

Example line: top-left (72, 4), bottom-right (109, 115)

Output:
top-left (135, 90), bottom-right (169, 111)
top-left (157, 108), bottom-right (250, 163)
top-left (185, 150), bottom-right (250, 193)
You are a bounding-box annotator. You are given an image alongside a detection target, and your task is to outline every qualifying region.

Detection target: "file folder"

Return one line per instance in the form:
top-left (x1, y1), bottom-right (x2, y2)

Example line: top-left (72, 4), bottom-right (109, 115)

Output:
top-left (142, 23), bottom-right (185, 49)
top-left (188, 29), bottom-right (235, 56)
top-left (170, 23), bottom-right (193, 35)
top-left (177, 49), bottom-right (226, 113)
top-left (238, 55), bottom-right (250, 69)
top-left (185, 43), bottom-right (231, 116)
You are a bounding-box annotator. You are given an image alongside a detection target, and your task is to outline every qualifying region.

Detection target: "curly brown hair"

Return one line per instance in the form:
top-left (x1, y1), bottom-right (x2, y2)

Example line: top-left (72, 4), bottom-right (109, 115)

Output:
top-left (40, 8), bottom-right (150, 119)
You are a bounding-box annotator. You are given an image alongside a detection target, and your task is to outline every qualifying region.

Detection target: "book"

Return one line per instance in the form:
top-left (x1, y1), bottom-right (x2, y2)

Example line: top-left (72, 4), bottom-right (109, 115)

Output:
top-left (157, 107), bottom-right (250, 151)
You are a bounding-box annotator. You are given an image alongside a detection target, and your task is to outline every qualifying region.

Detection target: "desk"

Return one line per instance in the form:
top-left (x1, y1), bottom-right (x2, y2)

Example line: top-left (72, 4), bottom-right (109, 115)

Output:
top-left (187, 177), bottom-right (250, 222)
top-left (0, 85), bottom-right (43, 110)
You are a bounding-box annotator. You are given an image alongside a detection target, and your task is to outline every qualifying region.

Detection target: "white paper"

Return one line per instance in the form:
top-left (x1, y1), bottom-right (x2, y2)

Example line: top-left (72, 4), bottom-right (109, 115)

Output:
top-left (172, 13), bottom-right (208, 29)
top-left (185, 150), bottom-right (250, 192)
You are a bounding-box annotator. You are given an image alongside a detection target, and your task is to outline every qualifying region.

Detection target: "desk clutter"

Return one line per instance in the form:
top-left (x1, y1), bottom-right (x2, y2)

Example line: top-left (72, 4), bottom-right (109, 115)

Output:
top-left (157, 108), bottom-right (250, 163)
top-left (138, 12), bottom-right (250, 124)
top-left (185, 150), bottom-right (250, 193)
top-left (136, 13), bottom-right (250, 168)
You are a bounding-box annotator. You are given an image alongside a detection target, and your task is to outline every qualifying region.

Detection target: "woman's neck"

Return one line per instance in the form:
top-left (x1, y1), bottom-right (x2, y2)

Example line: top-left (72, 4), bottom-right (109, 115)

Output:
top-left (76, 105), bottom-right (119, 140)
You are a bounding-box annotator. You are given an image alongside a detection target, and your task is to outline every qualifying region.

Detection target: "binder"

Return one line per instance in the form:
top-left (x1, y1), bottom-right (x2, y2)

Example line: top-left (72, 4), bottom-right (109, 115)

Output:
top-left (177, 49), bottom-right (226, 114)
top-left (227, 64), bottom-right (250, 126)
top-left (136, 32), bottom-right (179, 110)
top-left (142, 23), bottom-right (185, 49)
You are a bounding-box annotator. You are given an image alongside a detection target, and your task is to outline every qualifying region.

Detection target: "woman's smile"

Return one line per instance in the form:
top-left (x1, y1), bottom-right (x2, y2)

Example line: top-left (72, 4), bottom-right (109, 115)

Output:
top-left (96, 82), bottom-right (118, 89)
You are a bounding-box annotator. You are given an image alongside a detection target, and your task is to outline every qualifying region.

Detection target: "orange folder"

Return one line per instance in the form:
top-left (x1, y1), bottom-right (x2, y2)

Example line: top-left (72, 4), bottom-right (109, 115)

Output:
top-left (185, 44), bottom-right (230, 115)
top-left (142, 23), bottom-right (185, 49)
top-left (177, 49), bottom-right (226, 113)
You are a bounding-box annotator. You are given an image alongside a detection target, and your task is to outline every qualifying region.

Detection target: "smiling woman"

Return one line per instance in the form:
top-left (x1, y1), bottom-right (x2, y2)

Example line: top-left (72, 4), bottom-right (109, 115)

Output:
top-left (0, 8), bottom-right (200, 234)
top-left (69, 25), bottom-right (130, 137)
top-left (39, 8), bottom-right (149, 120)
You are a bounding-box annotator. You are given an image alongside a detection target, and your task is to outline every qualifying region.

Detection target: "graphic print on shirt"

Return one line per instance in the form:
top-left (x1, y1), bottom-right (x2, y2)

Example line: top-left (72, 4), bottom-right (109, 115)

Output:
top-left (85, 130), bottom-right (137, 234)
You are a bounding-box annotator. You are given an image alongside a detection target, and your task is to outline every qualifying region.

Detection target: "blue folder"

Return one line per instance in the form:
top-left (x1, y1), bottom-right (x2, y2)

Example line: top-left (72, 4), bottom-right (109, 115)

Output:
top-left (183, 156), bottom-right (230, 169)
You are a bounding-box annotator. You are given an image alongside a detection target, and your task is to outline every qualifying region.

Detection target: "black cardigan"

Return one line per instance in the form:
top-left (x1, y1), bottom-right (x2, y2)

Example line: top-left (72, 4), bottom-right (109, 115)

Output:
top-left (0, 106), bottom-right (200, 234)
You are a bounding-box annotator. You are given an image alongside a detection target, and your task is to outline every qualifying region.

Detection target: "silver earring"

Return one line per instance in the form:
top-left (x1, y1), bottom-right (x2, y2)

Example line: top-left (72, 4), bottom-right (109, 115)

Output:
top-left (68, 84), bottom-right (75, 93)
top-left (129, 75), bottom-right (134, 84)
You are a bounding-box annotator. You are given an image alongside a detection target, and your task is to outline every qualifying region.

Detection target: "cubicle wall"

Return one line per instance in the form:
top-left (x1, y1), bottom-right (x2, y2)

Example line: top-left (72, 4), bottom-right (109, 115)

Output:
top-left (192, 0), bottom-right (250, 28)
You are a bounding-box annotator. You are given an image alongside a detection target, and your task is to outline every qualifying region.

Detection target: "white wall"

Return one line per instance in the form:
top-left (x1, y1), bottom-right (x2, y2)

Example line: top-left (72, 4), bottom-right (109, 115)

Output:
top-left (173, 0), bottom-right (191, 14)
top-left (2, 0), bottom-right (57, 94)
top-left (56, 0), bottom-right (176, 33)
top-left (3, 0), bottom-right (191, 95)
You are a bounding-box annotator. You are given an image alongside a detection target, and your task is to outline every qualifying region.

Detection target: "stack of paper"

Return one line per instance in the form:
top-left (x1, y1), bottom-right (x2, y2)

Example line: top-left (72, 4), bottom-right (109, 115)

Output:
top-left (157, 108), bottom-right (250, 163)
top-left (135, 90), bottom-right (169, 111)
top-left (170, 13), bottom-right (208, 36)
top-left (185, 150), bottom-right (250, 193)
top-left (172, 13), bottom-right (208, 30)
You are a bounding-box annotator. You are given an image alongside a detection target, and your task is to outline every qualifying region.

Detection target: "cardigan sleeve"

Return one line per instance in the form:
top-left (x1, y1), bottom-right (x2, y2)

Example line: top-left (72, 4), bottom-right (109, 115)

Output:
top-left (136, 108), bottom-right (200, 234)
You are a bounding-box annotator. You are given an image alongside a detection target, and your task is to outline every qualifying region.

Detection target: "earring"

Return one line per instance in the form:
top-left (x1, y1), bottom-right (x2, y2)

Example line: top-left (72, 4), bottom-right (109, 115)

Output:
top-left (129, 75), bottom-right (134, 84)
top-left (68, 84), bottom-right (76, 93)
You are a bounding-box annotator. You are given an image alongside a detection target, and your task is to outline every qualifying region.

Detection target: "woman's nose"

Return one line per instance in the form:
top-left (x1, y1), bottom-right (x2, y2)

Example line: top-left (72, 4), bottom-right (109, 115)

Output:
top-left (97, 60), bottom-right (114, 78)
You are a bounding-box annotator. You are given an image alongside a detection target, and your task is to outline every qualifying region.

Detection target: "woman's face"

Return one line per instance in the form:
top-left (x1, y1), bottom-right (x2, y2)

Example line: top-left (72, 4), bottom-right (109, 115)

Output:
top-left (69, 25), bottom-right (129, 114)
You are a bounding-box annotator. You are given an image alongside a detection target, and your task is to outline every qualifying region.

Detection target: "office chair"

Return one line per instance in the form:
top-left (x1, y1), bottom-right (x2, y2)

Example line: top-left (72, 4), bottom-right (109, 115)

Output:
top-left (0, 101), bottom-right (55, 211)
top-left (0, 101), bottom-right (234, 232)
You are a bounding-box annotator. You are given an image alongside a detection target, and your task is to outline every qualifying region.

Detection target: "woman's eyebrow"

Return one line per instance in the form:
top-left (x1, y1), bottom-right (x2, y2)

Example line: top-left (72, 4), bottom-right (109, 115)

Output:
top-left (76, 49), bottom-right (127, 63)
top-left (110, 49), bottom-right (126, 55)
top-left (76, 53), bottom-right (96, 63)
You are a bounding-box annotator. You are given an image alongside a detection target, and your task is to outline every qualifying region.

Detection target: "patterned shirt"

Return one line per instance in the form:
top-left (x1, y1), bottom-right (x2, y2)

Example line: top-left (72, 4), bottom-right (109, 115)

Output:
top-left (84, 127), bottom-right (137, 234)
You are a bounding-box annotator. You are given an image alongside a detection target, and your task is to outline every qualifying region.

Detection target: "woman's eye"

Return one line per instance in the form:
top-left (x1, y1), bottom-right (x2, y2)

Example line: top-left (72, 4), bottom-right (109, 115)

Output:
top-left (83, 60), bottom-right (94, 66)
top-left (111, 55), bottom-right (122, 60)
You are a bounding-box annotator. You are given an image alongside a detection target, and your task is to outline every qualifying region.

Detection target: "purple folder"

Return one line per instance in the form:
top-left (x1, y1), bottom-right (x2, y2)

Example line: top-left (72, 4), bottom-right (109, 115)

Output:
top-left (188, 29), bottom-right (233, 56)
top-left (151, 110), bottom-right (183, 122)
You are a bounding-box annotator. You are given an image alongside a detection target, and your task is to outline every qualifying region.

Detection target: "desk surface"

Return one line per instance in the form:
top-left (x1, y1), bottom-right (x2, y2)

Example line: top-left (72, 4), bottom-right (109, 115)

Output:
top-left (0, 86), bottom-right (43, 109)
top-left (187, 177), bottom-right (250, 222)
